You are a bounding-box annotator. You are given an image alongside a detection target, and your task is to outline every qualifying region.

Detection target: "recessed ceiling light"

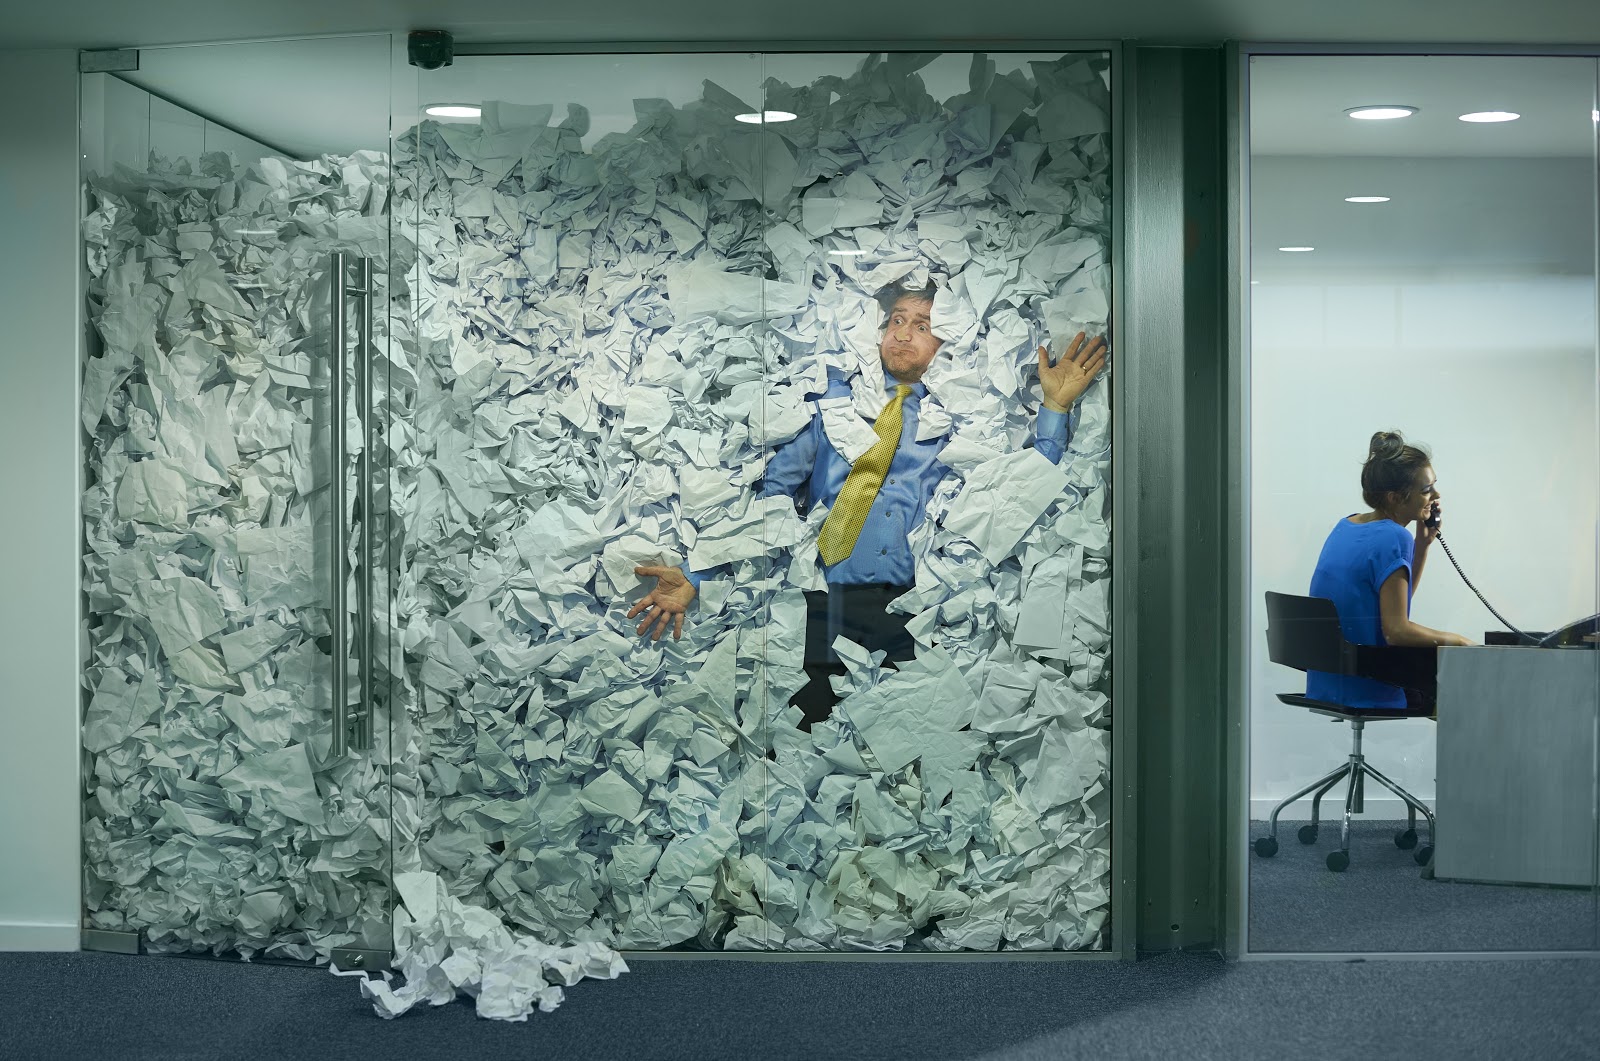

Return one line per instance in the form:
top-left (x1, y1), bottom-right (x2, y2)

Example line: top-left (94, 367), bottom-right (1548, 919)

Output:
top-left (734, 110), bottom-right (798, 124)
top-left (1344, 196), bottom-right (1391, 203)
top-left (1346, 106), bottom-right (1417, 120)
top-left (1278, 246), bottom-right (1315, 253)
top-left (1250, 280), bottom-right (1260, 285)
top-left (1459, 111), bottom-right (1520, 123)
top-left (425, 104), bottom-right (481, 119)
top-left (828, 249), bottom-right (867, 256)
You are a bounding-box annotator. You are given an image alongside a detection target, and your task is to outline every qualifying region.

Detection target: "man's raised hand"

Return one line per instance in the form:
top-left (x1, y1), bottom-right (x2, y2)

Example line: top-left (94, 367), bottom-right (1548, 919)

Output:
top-left (627, 565), bottom-right (698, 642)
top-left (1038, 332), bottom-right (1108, 413)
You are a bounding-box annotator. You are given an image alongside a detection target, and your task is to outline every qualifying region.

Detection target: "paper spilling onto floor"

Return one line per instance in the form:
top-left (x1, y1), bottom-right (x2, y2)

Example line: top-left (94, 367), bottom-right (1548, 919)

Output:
top-left (355, 872), bottom-right (627, 1021)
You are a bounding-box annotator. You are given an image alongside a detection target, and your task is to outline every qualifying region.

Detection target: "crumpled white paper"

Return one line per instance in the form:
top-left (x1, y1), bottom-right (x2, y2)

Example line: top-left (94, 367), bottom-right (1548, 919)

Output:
top-left (353, 871), bottom-right (627, 1021)
top-left (81, 49), bottom-right (1114, 960)
top-left (79, 147), bottom-right (410, 962)
top-left (392, 50), bottom-right (1114, 953)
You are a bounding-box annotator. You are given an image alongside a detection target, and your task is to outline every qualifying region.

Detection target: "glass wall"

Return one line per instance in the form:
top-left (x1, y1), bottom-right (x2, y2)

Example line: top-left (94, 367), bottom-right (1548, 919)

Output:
top-left (78, 35), bottom-right (410, 961)
top-left (401, 50), bottom-right (1116, 951)
top-left (1246, 54), bottom-right (1600, 952)
top-left (76, 40), bottom-right (1115, 961)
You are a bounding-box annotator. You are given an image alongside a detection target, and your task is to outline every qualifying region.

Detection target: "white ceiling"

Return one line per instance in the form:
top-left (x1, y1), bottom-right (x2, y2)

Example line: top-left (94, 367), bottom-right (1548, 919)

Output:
top-left (7, 0), bottom-right (1600, 50)
top-left (1249, 55), bottom-right (1598, 281)
top-left (1251, 55), bottom-right (1598, 158)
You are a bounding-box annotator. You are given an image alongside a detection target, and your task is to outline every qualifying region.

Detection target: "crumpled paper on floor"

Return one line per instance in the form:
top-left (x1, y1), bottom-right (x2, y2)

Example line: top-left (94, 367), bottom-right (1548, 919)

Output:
top-left (353, 871), bottom-right (627, 1021)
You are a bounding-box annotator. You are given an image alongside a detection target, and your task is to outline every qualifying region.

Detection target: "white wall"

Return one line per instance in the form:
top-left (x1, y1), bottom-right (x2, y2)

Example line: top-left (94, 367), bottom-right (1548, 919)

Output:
top-left (0, 49), bottom-right (83, 949)
top-left (1250, 276), bottom-right (1599, 816)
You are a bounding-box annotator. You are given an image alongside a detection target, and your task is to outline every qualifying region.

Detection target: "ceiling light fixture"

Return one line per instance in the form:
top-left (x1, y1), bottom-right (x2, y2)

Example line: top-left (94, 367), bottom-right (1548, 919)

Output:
top-left (425, 104), bottom-right (481, 119)
top-left (828, 249), bottom-right (867, 256)
top-left (1458, 111), bottom-right (1520, 123)
top-left (734, 110), bottom-right (798, 124)
top-left (1278, 246), bottom-right (1315, 253)
top-left (1346, 106), bottom-right (1417, 120)
top-left (1344, 196), bottom-right (1391, 203)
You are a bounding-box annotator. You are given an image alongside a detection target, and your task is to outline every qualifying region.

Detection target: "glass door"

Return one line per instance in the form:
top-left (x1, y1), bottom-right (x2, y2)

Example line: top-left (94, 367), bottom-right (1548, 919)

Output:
top-left (77, 34), bottom-right (410, 963)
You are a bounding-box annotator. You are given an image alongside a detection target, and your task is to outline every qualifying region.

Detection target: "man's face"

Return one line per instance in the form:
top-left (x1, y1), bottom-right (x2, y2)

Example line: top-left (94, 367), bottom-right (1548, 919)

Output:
top-left (878, 297), bottom-right (943, 383)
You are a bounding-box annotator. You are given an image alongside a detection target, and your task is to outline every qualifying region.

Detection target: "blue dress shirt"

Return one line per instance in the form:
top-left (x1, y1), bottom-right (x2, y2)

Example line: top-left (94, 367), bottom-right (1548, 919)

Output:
top-left (1305, 517), bottom-right (1416, 710)
top-left (686, 371), bottom-right (1072, 587)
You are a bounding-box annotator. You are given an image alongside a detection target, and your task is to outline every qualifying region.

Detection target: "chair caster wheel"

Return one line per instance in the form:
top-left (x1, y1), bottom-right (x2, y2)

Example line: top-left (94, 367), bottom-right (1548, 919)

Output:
top-left (1326, 851), bottom-right (1350, 872)
top-left (1254, 836), bottom-right (1278, 858)
top-left (1414, 845), bottom-right (1433, 867)
top-left (1297, 825), bottom-right (1319, 845)
top-left (1394, 829), bottom-right (1418, 850)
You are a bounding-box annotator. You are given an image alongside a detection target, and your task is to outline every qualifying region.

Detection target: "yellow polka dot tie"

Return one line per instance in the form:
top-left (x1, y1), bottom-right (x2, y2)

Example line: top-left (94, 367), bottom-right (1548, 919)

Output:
top-left (817, 385), bottom-right (912, 566)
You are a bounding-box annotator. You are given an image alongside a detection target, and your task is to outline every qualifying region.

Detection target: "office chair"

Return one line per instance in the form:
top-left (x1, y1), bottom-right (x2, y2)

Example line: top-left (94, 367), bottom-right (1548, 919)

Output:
top-left (1255, 592), bottom-right (1437, 873)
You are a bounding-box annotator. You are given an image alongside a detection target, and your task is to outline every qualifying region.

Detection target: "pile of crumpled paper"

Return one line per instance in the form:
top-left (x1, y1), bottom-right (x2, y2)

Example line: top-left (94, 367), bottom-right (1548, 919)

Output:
top-left (78, 50), bottom-right (1112, 960)
top-left (79, 147), bottom-right (414, 960)
top-left (393, 51), bottom-right (1113, 952)
top-left (348, 872), bottom-right (627, 1020)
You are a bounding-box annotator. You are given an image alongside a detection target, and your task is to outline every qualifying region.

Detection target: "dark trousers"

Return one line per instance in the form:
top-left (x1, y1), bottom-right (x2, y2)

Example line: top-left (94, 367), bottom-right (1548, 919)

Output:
top-left (793, 583), bottom-right (917, 729)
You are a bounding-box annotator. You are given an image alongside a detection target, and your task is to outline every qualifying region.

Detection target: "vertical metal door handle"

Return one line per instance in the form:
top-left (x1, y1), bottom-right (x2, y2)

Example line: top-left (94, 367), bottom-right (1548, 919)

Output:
top-left (355, 257), bottom-right (374, 753)
top-left (329, 253), bottom-right (375, 758)
top-left (330, 253), bottom-right (350, 759)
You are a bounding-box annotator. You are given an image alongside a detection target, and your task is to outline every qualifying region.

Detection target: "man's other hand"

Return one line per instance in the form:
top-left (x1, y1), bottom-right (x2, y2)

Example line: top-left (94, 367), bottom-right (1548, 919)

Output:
top-left (627, 565), bottom-right (698, 641)
top-left (1039, 332), bottom-right (1108, 413)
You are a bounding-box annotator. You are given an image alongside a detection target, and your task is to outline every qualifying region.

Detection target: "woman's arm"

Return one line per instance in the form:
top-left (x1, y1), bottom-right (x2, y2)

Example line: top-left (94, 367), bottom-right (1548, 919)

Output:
top-left (1378, 570), bottom-right (1473, 647)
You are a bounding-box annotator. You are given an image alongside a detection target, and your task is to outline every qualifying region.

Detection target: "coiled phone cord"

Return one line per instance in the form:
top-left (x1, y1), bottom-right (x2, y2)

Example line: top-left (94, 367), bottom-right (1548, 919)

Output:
top-left (1433, 531), bottom-right (1540, 645)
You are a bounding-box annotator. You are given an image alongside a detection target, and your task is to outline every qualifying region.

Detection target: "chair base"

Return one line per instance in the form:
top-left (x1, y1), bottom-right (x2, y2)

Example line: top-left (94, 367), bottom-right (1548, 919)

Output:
top-left (1253, 718), bottom-right (1435, 872)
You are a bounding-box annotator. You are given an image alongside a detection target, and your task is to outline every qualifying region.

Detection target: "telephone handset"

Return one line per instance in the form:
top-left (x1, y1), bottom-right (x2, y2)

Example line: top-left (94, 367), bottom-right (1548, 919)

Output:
top-left (1424, 501), bottom-right (1441, 531)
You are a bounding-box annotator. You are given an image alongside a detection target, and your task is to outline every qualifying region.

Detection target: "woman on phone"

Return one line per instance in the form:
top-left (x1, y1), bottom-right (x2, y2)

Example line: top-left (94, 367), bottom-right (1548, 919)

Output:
top-left (1307, 430), bottom-right (1474, 710)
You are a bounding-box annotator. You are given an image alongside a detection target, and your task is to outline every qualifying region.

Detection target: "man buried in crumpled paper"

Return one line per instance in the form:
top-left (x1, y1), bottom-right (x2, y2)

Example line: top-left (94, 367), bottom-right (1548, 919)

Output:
top-left (630, 278), bottom-right (1105, 728)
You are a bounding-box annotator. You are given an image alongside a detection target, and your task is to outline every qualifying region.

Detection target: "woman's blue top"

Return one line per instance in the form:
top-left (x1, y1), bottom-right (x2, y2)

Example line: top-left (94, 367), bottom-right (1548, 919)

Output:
top-left (1305, 517), bottom-right (1414, 710)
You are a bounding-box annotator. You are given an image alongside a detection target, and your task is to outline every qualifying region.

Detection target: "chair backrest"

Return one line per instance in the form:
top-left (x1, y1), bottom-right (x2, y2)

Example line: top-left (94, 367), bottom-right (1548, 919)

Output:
top-left (1264, 592), bottom-right (1349, 674)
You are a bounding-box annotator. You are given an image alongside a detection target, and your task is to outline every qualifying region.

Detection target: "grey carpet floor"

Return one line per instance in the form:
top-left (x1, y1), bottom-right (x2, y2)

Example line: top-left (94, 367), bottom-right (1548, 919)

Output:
top-left (4, 949), bottom-right (1600, 1061)
top-left (1250, 818), bottom-right (1599, 952)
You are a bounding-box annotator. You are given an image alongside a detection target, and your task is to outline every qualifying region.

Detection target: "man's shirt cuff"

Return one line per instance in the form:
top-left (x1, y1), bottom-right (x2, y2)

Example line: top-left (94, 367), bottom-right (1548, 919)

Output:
top-left (1037, 404), bottom-right (1071, 445)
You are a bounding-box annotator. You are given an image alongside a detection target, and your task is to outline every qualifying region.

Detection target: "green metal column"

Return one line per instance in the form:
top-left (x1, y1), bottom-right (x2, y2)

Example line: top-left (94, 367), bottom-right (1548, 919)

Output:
top-left (1122, 44), bottom-right (1237, 954)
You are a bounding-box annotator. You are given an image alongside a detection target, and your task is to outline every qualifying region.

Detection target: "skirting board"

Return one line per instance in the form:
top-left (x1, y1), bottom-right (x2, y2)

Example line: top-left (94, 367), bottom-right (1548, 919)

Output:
top-left (1251, 796), bottom-right (1435, 822)
top-left (0, 922), bottom-right (79, 951)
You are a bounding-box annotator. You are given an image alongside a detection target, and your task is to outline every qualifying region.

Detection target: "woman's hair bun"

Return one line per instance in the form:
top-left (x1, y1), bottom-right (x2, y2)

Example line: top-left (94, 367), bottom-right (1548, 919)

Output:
top-left (1368, 430), bottom-right (1406, 460)
top-left (1360, 430), bottom-right (1431, 508)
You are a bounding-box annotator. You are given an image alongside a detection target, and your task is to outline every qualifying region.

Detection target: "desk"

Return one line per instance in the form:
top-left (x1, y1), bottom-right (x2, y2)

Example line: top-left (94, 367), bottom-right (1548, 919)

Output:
top-left (1435, 646), bottom-right (1600, 887)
